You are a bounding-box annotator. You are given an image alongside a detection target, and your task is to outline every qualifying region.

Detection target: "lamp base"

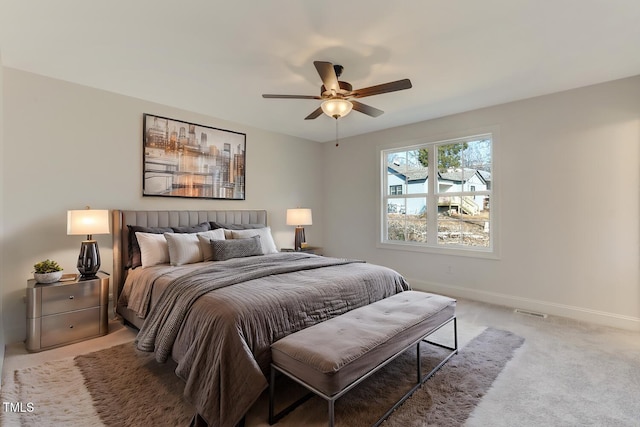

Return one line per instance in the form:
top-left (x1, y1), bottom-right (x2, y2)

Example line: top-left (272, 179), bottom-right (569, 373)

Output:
top-left (294, 227), bottom-right (306, 251)
top-left (77, 240), bottom-right (101, 278)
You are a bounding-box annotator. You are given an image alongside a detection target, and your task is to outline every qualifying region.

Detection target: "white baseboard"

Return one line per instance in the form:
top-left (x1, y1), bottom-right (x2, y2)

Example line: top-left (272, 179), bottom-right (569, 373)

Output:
top-left (408, 278), bottom-right (640, 331)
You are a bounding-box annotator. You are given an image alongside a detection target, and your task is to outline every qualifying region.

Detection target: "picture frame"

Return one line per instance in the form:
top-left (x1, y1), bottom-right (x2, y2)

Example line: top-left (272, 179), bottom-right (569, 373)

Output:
top-left (142, 114), bottom-right (246, 200)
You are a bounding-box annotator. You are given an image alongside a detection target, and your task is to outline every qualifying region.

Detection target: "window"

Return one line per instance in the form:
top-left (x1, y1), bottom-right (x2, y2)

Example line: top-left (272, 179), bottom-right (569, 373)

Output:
top-left (390, 185), bottom-right (403, 195)
top-left (381, 134), bottom-right (494, 255)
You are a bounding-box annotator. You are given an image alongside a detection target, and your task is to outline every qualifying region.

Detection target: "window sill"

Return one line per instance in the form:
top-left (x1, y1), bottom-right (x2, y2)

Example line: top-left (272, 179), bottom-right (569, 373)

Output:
top-left (376, 241), bottom-right (500, 260)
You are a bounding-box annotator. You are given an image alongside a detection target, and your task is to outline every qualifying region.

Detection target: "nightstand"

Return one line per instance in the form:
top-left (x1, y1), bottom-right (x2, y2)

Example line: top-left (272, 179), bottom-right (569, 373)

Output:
top-left (26, 273), bottom-right (109, 352)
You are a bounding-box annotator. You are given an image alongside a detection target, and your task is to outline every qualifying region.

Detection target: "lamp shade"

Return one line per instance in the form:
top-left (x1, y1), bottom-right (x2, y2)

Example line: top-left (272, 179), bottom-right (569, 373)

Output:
top-left (67, 209), bottom-right (110, 236)
top-left (286, 208), bottom-right (312, 226)
top-left (321, 99), bottom-right (353, 118)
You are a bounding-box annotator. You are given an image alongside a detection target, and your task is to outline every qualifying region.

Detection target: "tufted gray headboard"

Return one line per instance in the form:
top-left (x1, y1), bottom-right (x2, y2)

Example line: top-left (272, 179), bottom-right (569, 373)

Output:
top-left (111, 209), bottom-right (267, 319)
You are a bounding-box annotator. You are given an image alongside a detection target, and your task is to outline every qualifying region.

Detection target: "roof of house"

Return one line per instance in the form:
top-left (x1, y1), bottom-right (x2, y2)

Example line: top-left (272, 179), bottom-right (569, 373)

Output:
top-left (387, 163), bottom-right (428, 182)
top-left (388, 164), bottom-right (491, 184)
top-left (440, 168), bottom-right (491, 184)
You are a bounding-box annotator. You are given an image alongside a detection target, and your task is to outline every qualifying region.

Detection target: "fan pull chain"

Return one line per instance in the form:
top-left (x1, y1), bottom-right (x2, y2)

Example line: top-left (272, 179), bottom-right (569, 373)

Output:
top-left (335, 117), bottom-right (340, 147)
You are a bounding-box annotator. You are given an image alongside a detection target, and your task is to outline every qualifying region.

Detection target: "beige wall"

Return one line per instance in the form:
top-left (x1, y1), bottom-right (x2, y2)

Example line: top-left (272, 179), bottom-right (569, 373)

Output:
top-left (323, 75), bottom-right (640, 330)
top-left (1, 68), bottom-right (324, 344)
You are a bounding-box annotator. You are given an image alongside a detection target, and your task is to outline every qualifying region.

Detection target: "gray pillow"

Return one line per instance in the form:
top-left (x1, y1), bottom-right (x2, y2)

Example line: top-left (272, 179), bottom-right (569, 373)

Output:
top-left (209, 222), bottom-right (265, 230)
top-left (209, 222), bottom-right (267, 239)
top-left (210, 236), bottom-right (263, 261)
top-left (172, 222), bottom-right (211, 233)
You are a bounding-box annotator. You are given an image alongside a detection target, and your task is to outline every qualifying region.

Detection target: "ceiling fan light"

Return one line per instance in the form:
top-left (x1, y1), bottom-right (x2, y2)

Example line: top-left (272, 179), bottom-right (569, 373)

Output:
top-left (321, 99), bottom-right (353, 118)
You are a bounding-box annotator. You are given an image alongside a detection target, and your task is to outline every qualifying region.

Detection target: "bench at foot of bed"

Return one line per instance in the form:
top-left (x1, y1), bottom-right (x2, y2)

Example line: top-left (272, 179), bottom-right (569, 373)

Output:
top-left (269, 290), bottom-right (458, 427)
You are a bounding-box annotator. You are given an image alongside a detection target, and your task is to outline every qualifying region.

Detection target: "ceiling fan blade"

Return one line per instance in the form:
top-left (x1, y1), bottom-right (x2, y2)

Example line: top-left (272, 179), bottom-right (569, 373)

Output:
top-left (304, 107), bottom-right (324, 120)
top-left (314, 61), bottom-right (339, 93)
top-left (262, 94), bottom-right (322, 99)
top-left (350, 79), bottom-right (412, 99)
top-left (351, 100), bottom-right (384, 117)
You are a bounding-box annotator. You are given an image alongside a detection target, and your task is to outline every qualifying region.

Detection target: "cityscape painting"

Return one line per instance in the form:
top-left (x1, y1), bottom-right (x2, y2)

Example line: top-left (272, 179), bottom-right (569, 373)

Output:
top-left (143, 114), bottom-right (246, 200)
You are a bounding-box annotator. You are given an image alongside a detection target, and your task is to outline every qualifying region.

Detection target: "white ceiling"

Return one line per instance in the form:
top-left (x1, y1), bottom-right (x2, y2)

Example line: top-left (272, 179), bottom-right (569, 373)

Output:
top-left (1, 1), bottom-right (640, 142)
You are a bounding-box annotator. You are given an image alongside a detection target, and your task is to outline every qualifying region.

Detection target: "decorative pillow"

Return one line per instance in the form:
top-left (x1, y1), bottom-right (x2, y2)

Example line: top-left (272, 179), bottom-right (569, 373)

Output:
top-left (127, 225), bottom-right (173, 269)
top-left (197, 229), bottom-right (226, 261)
top-left (164, 233), bottom-right (203, 266)
top-left (209, 222), bottom-right (266, 239)
top-left (209, 222), bottom-right (265, 230)
top-left (172, 222), bottom-right (211, 233)
top-left (230, 227), bottom-right (278, 254)
top-left (135, 232), bottom-right (170, 268)
top-left (210, 236), bottom-right (263, 261)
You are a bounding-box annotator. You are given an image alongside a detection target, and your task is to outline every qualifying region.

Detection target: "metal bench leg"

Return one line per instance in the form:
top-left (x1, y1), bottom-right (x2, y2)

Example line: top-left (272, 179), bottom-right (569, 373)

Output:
top-left (269, 364), bottom-right (315, 425)
top-left (420, 316), bottom-right (458, 385)
top-left (269, 366), bottom-right (276, 424)
top-left (453, 316), bottom-right (458, 352)
top-left (416, 340), bottom-right (422, 383)
top-left (328, 398), bottom-right (335, 427)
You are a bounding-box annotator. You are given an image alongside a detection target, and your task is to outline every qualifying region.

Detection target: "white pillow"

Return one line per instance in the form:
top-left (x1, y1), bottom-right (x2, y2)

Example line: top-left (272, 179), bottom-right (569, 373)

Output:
top-left (197, 229), bottom-right (226, 261)
top-left (230, 227), bottom-right (278, 254)
top-left (165, 233), bottom-right (203, 266)
top-left (135, 232), bottom-right (170, 268)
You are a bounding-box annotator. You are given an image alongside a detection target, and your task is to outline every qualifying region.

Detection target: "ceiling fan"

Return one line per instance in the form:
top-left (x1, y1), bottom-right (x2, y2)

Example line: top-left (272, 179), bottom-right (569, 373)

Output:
top-left (262, 61), bottom-right (412, 120)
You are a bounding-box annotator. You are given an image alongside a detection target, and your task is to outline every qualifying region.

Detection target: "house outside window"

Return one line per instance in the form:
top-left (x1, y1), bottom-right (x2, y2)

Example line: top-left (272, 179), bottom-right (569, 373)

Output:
top-left (380, 133), bottom-right (495, 256)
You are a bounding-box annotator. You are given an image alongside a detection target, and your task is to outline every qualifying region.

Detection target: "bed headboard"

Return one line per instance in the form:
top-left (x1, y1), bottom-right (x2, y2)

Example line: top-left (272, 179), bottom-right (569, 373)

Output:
top-left (112, 209), bottom-right (267, 313)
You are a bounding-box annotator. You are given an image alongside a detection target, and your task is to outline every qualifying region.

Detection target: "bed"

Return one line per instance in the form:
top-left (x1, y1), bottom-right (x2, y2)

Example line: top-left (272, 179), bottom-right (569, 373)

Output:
top-left (112, 209), bottom-right (410, 427)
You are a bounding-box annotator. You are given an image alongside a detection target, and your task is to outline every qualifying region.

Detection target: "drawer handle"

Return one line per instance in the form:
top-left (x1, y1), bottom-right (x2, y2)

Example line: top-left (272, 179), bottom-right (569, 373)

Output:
top-left (69, 325), bottom-right (74, 329)
top-left (69, 296), bottom-right (74, 300)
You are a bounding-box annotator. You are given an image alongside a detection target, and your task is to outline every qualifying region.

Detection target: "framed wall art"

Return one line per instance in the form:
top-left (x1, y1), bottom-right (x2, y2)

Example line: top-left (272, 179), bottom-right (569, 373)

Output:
top-left (143, 114), bottom-right (246, 200)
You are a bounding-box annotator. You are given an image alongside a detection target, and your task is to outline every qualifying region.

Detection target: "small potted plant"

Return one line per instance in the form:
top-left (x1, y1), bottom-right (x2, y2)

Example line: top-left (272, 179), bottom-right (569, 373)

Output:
top-left (33, 259), bottom-right (63, 284)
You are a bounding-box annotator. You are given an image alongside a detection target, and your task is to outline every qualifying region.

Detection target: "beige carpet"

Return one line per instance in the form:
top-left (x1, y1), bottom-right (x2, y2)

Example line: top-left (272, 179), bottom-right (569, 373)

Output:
top-left (0, 326), bottom-right (523, 427)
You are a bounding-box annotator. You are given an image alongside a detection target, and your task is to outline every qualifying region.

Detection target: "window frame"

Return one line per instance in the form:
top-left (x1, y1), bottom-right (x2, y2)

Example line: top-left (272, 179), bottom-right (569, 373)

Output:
top-left (378, 131), bottom-right (499, 259)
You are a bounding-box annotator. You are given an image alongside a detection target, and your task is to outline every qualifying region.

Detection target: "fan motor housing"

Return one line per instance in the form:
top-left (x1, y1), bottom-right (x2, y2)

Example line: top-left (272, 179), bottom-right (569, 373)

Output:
top-left (321, 81), bottom-right (353, 98)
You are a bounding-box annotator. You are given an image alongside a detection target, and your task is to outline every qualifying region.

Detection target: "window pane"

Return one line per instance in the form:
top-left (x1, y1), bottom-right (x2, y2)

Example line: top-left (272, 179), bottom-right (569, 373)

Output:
top-left (461, 206), bottom-right (490, 247)
top-left (387, 150), bottom-right (428, 196)
top-left (387, 152), bottom-right (406, 196)
top-left (461, 196), bottom-right (491, 248)
top-left (462, 139), bottom-right (491, 191)
top-left (386, 198), bottom-right (428, 243)
top-left (407, 149), bottom-right (425, 166)
top-left (438, 196), bottom-right (462, 245)
top-left (437, 196), bottom-right (490, 247)
top-left (405, 209), bottom-right (427, 243)
top-left (386, 198), bottom-right (406, 241)
top-left (463, 139), bottom-right (492, 172)
top-left (436, 142), bottom-right (466, 172)
top-left (406, 169), bottom-right (428, 194)
top-left (406, 149), bottom-right (428, 194)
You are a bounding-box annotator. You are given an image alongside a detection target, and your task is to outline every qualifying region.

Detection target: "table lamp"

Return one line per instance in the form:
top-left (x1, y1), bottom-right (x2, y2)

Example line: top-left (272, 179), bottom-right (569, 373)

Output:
top-left (67, 207), bottom-right (110, 278)
top-left (286, 208), bottom-right (312, 251)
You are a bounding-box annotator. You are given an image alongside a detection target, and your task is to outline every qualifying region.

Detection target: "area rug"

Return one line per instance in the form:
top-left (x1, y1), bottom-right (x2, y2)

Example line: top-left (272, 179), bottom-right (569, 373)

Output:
top-left (1, 327), bottom-right (523, 427)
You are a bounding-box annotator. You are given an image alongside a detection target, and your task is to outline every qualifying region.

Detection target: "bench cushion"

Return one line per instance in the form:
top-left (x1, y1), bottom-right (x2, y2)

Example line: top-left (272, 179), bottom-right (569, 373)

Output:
top-left (271, 291), bottom-right (456, 396)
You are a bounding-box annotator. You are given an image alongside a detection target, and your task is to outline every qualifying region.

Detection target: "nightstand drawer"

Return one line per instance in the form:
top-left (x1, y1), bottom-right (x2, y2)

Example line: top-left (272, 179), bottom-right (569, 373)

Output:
top-left (40, 307), bottom-right (101, 348)
top-left (41, 280), bottom-right (101, 315)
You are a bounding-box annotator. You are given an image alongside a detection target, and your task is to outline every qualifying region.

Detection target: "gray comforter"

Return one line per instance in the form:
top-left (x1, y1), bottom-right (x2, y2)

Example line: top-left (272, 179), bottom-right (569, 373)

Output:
top-left (135, 252), bottom-right (410, 427)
